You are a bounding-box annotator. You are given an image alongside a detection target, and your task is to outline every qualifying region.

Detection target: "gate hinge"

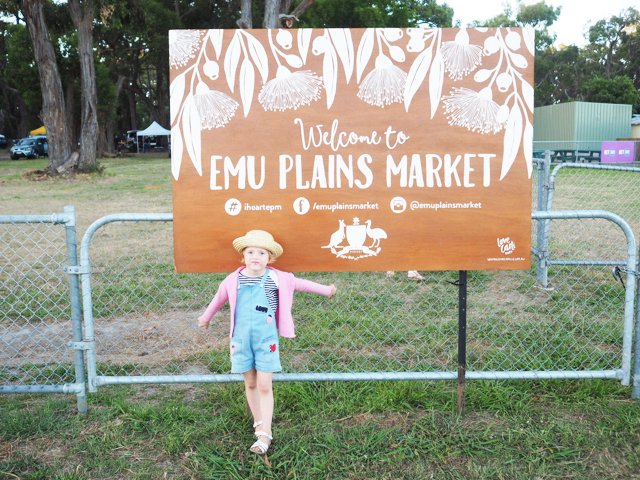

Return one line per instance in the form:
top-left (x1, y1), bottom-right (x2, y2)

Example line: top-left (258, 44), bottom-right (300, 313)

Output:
top-left (68, 341), bottom-right (95, 351)
top-left (64, 265), bottom-right (90, 275)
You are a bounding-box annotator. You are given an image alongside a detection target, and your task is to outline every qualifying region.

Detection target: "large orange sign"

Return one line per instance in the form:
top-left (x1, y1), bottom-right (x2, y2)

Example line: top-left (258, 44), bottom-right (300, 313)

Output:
top-left (170, 27), bottom-right (534, 272)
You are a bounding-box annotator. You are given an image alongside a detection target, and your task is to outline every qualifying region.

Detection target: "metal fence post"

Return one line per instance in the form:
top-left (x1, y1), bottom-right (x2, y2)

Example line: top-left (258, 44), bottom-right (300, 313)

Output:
top-left (633, 251), bottom-right (640, 400)
top-left (536, 150), bottom-right (555, 288)
top-left (535, 151), bottom-right (552, 287)
top-left (62, 205), bottom-right (88, 414)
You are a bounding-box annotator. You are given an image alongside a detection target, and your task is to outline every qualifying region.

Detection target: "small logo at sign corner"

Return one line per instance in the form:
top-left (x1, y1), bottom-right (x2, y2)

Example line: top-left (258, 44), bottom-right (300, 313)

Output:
top-left (224, 198), bottom-right (242, 216)
top-left (322, 217), bottom-right (388, 260)
top-left (497, 237), bottom-right (516, 255)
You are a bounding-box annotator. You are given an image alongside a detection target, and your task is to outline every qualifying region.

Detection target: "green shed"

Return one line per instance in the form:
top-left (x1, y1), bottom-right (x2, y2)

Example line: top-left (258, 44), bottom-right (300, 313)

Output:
top-left (533, 101), bottom-right (632, 153)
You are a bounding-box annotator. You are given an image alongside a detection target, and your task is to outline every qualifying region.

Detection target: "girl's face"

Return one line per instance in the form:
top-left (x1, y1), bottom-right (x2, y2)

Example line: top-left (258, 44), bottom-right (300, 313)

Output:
top-left (242, 247), bottom-right (271, 276)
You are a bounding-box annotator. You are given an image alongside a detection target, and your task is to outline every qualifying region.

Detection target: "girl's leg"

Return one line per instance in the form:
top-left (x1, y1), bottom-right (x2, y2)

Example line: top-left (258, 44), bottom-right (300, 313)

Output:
top-left (249, 371), bottom-right (274, 454)
top-left (243, 369), bottom-right (261, 426)
top-left (256, 371), bottom-right (274, 435)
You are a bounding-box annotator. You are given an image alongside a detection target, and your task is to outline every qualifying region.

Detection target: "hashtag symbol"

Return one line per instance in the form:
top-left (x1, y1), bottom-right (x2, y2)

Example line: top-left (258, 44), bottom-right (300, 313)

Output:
top-left (228, 201), bottom-right (238, 213)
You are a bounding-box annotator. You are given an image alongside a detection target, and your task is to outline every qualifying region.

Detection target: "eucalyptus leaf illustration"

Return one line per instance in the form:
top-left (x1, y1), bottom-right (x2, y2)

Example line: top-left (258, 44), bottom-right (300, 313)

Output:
top-left (328, 29), bottom-right (354, 82)
top-left (209, 29), bottom-right (223, 59)
top-left (245, 33), bottom-right (269, 84)
top-left (323, 45), bottom-right (338, 108)
top-left (171, 125), bottom-right (184, 180)
top-left (239, 59), bottom-right (255, 117)
top-left (181, 95), bottom-right (202, 176)
top-left (429, 51), bottom-right (444, 118)
top-left (356, 28), bottom-right (375, 82)
top-left (224, 32), bottom-right (242, 93)
top-left (170, 73), bottom-right (186, 126)
top-left (404, 47), bottom-right (432, 112)
top-left (501, 103), bottom-right (523, 180)
top-left (298, 29), bottom-right (312, 63)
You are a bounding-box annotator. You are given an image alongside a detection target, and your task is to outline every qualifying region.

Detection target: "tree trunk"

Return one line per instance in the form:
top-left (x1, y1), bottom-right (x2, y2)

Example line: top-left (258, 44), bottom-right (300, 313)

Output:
top-left (103, 75), bottom-right (126, 155)
top-left (237, 0), bottom-right (252, 28)
top-left (21, 0), bottom-right (72, 175)
top-left (263, 0), bottom-right (279, 28)
top-left (69, 0), bottom-right (98, 171)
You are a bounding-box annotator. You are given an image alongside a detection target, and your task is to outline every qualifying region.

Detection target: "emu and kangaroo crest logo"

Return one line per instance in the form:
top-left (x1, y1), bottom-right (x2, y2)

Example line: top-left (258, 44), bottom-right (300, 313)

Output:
top-left (322, 218), bottom-right (387, 260)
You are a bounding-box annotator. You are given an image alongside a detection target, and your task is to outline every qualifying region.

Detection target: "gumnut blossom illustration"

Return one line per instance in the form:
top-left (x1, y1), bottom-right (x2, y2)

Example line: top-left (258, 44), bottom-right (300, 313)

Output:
top-left (169, 30), bottom-right (203, 69)
top-left (193, 82), bottom-right (238, 129)
top-left (357, 54), bottom-right (407, 107)
top-left (258, 65), bottom-right (323, 112)
top-left (440, 29), bottom-right (483, 81)
top-left (442, 86), bottom-right (509, 135)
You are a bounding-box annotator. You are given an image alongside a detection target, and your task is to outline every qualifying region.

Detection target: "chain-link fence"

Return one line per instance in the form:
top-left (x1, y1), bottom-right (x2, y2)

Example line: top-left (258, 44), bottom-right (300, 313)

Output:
top-left (3, 157), bottom-right (640, 406)
top-left (79, 211), bottom-right (637, 396)
top-left (0, 208), bottom-right (86, 412)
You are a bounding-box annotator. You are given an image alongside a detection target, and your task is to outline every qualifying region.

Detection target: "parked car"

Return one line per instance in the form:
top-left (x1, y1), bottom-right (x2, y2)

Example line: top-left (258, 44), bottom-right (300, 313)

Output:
top-left (10, 136), bottom-right (48, 160)
top-left (0, 134), bottom-right (7, 148)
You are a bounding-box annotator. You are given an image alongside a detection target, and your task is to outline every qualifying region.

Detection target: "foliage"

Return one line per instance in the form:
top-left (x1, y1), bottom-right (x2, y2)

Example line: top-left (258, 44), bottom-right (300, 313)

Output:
top-left (300, 0), bottom-right (453, 28)
top-left (0, 0), bottom-right (639, 142)
top-left (580, 75), bottom-right (640, 105)
top-left (470, 1), bottom-right (561, 51)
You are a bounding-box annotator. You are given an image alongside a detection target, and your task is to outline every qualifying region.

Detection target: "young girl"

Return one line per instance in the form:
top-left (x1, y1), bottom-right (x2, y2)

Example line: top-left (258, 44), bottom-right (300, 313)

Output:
top-left (198, 229), bottom-right (337, 455)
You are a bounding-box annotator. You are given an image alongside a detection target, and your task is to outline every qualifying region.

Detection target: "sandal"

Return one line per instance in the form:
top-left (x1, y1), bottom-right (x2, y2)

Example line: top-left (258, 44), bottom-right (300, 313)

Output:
top-left (250, 431), bottom-right (272, 455)
top-left (253, 420), bottom-right (262, 431)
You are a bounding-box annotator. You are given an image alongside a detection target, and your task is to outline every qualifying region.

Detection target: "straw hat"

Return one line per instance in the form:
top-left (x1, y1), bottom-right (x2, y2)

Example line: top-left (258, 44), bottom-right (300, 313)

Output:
top-left (232, 230), bottom-right (283, 259)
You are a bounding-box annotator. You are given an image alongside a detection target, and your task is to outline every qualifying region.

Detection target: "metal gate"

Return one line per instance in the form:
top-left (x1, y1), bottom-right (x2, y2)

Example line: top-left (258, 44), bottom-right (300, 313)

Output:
top-left (78, 212), bottom-right (639, 399)
top-left (0, 206), bottom-right (87, 413)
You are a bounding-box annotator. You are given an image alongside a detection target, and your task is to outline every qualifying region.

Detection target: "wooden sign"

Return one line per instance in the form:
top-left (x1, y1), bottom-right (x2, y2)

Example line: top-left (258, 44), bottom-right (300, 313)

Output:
top-left (169, 27), bottom-right (534, 272)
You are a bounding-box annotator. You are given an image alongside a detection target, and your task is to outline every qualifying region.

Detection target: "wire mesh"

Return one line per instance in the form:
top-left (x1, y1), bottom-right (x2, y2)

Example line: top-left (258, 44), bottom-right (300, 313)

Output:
top-left (546, 165), bottom-right (640, 262)
top-left (85, 217), bottom-right (629, 379)
top-left (0, 221), bottom-right (76, 386)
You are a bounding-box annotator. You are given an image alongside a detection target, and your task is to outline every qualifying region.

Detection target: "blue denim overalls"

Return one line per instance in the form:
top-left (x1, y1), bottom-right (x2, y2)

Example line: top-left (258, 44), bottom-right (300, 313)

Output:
top-left (230, 272), bottom-right (281, 373)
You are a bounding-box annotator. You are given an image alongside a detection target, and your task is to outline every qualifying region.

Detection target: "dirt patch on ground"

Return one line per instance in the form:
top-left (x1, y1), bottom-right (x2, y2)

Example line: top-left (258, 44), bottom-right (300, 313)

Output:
top-left (1, 310), bottom-right (227, 371)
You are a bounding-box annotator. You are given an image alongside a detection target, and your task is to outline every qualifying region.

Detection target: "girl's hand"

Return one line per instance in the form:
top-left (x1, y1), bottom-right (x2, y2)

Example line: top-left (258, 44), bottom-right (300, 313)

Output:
top-left (328, 284), bottom-right (337, 298)
top-left (198, 315), bottom-right (211, 328)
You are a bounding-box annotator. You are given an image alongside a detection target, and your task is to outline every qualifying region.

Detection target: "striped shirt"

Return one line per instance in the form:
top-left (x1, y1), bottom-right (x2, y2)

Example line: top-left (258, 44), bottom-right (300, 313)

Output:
top-left (238, 270), bottom-right (279, 314)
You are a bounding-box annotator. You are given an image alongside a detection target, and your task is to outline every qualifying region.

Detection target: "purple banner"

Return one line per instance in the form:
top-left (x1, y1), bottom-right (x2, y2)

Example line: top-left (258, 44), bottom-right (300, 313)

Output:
top-left (601, 141), bottom-right (635, 163)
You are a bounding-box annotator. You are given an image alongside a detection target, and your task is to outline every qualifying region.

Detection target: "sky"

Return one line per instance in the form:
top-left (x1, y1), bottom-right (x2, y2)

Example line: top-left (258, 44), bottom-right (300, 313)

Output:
top-left (444, 0), bottom-right (636, 46)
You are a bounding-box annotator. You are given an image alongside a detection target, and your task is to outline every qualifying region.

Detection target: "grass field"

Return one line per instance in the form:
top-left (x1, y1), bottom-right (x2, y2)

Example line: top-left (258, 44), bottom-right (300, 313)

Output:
top-left (1, 155), bottom-right (640, 479)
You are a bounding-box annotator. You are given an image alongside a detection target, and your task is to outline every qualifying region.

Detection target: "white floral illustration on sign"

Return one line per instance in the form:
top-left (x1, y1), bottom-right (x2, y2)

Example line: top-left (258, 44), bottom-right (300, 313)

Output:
top-left (322, 218), bottom-right (387, 260)
top-left (169, 30), bottom-right (203, 68)
top-left (439, 29), bottom-right (483, 81)
top-left (193, 85), bottom-right (239, 129)
top-left (355, 29), bottom-right (407, 108)
top-left (442, 86), bottom-right (508, 134)
top-left (169, 27), bottom-right (534, 181)
top-left (258, 66), bottom-right (322, 111)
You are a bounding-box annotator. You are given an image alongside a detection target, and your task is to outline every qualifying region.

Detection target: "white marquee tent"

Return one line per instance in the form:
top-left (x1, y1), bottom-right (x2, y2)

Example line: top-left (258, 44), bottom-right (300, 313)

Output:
top-left (136, 121), bottom-right (170, 152)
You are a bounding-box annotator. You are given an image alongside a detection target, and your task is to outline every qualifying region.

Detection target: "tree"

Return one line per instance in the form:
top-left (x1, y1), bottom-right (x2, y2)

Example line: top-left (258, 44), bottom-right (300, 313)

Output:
top-left (471, 0), bottom-right (560, 51)
top-left (584, 8), bottom-right (639, 79)
top-left (69, 0), bottom-right (98, 170)
top-left (20, 0), bottom-right (73, 174)
top-left (300, 0), bottom-right (452, 28)
top-left (535, 45), bottom-right (587, 106)
top-left (238, 0), bottom-right (317, 29)
top-left (580, 75), bottom-right (640, 105)
top-left (0, 21), bottom-right (39, 138)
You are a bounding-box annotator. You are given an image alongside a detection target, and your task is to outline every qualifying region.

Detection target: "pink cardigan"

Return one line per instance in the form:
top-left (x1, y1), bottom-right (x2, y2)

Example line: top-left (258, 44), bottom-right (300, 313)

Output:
top-left (200, 267), bottom-right (334, 338)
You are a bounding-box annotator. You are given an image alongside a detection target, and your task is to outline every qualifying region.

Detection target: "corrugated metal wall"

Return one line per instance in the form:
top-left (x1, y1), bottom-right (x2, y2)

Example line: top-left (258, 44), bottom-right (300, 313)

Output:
top-left (533, 102), bottom-right (632, 151)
